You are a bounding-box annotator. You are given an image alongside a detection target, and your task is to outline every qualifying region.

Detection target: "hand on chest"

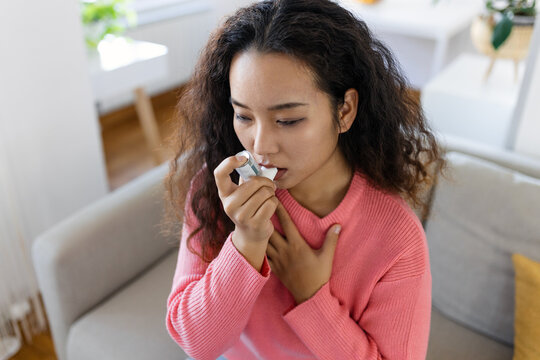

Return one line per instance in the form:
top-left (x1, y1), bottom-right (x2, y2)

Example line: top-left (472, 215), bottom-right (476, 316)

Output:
top-left (266, 200), bottom-right (342, 304)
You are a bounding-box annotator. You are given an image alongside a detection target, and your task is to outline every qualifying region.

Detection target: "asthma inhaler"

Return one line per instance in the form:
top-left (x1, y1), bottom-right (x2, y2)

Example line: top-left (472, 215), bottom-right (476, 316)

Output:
top-left (235, 150), bottom-right (278, 181)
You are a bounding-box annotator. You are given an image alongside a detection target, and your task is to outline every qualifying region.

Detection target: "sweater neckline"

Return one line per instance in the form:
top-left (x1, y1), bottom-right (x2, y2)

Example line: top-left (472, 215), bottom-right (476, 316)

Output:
top-left (275, 171), bottom-right (365, 226)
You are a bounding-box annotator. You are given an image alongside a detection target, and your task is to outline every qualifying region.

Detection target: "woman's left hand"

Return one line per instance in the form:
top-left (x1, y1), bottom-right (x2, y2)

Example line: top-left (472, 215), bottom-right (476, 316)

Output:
top-left (266, 200), bottom-right (342, 305)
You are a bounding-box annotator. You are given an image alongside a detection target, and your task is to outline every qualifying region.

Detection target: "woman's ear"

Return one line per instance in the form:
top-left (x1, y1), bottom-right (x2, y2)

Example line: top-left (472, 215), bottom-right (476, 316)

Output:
top-left (338, 88), bottom-right (358, 134)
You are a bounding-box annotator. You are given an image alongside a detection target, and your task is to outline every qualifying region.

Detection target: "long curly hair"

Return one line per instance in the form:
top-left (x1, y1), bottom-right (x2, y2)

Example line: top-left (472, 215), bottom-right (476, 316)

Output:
top-left (162, 0), bottom-right (447, 263)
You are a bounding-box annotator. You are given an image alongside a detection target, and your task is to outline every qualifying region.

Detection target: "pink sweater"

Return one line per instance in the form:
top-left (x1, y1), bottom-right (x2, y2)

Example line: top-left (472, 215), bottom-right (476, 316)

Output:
top-left (166, 171), bottom-right (432, 360)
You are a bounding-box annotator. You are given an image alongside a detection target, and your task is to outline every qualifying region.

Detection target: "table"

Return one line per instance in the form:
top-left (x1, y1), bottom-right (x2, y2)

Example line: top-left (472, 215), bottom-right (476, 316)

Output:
top-left (337, 0), bottom-right (483, 88)
top-left (88, 36), bottom-right (169, 164)
top-left (421, 53), bottom-right (525, 148)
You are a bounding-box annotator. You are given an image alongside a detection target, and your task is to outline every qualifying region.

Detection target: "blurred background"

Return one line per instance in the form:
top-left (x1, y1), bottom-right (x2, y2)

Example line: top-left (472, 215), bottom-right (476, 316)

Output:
top-left (1, 0), bottom-right (539, 359)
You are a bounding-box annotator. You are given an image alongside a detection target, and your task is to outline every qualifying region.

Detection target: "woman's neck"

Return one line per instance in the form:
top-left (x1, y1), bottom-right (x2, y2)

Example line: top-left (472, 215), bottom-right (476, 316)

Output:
top-left (288, 148), bottom-right (354, 218)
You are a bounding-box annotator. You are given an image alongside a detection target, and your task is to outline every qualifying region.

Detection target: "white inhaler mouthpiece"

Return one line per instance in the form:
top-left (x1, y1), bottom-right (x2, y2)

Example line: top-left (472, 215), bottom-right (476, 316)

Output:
top-left (235, 150), bottom-right (278, 181)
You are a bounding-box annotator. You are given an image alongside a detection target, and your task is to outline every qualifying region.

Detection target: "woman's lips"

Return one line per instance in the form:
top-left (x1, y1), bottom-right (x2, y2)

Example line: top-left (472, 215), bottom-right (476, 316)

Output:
top-left (274, 168), bottom-right (287, 180)
top-left (259, 163), bottom-right (278, 168)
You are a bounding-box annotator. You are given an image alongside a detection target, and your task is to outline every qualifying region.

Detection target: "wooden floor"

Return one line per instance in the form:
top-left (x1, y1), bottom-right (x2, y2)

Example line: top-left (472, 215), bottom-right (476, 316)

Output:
top-left (101, 86), bottom-right (183, 190)
top-left (9, 330), bottom-right (57, 360)
top-left (10, 86), bottom-right (421, 359)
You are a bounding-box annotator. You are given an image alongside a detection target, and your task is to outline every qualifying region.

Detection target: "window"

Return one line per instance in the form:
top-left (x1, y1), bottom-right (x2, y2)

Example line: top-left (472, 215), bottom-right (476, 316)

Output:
top-left (132, 0), bottom-right (212, 26)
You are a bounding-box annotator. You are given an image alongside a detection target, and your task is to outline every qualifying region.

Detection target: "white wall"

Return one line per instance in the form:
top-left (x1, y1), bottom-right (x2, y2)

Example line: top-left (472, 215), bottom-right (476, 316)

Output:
top-left (96, 0), bottom-right (255, 114)
top-left (0, 1), bottom-right (109, 251)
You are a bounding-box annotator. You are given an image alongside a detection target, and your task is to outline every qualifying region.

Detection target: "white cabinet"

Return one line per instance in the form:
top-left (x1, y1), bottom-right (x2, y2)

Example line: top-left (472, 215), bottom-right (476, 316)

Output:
top-left (338, 0), bottom-right (483, 88)
top-left (421, 54), bottom-right (525, 148)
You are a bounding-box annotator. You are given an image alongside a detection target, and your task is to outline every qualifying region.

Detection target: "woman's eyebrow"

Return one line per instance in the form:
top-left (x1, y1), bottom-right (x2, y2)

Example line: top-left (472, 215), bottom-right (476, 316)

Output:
top-left (229, 97), bottom-right (308, 111)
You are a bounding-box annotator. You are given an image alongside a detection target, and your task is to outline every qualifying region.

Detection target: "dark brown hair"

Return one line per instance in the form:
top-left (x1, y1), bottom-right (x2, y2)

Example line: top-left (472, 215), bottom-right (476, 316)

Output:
top-left (162, 0), bottom-right (447, 263)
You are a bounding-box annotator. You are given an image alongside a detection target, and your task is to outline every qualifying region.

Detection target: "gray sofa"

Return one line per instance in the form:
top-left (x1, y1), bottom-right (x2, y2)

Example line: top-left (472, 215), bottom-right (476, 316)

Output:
top-left (32, 134), bottom-right (540, 360)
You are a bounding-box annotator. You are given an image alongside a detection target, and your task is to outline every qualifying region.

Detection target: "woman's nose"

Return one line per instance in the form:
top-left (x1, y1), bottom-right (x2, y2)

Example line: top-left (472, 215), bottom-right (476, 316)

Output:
top-left (252, 123), bottom-right (279, 156)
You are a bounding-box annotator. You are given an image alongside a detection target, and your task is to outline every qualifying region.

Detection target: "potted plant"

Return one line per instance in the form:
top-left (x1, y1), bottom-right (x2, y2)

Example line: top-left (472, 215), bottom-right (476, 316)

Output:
top-left (81, 0), bottom-right (137, 50)
top-left (484, 0), bottom-right (536, 49)
top-left (470, 0), bottom-right (536, 80)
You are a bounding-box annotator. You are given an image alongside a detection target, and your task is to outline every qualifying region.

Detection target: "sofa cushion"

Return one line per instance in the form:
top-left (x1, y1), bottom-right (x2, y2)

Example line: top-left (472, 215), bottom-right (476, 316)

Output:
top-left (424, 151), bottom-right (540, 345)
top-left (66, 251), bottom-right (188, 360)
top-left (426, 306), bottom-right (513, 360)
top-left (512, 253), bottom-right (540, 360)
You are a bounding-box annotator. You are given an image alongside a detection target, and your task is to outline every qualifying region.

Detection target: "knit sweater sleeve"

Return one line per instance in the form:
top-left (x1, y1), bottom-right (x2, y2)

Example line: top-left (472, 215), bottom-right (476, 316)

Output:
top-left (282, 220), bottom-right (432, 360)
top-left (165, 179), bottom-right (272, 360)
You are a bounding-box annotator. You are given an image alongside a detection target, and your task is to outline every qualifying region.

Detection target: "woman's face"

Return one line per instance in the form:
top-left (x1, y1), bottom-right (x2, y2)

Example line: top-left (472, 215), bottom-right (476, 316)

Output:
top-left (229, 50), bottom-right (344, 192)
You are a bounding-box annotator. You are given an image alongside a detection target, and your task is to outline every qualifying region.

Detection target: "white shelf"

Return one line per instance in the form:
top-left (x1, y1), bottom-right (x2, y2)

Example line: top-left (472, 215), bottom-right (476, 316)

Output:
top-left (337, 0), bottom-right (483, 88)
top-left (339, 0), bottom-right (482, 40)
top-left (87, 36), bottom-right (169, 102)
top-left (421, 53), bottom-right (525, 148)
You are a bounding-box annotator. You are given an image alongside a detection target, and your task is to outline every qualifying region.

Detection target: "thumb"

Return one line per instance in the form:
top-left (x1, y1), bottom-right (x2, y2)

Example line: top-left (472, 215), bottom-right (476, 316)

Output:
top-left (214, 155), bottom-right (248, 198)
top-left (322, 224), bottom-right (341, 255)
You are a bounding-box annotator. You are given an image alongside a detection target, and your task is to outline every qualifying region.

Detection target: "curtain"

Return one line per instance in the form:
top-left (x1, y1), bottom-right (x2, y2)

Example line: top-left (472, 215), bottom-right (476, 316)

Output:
top-left (0, 135), bottom-right (47, 359)
top-left (0, 0), bottom-right (112, 356)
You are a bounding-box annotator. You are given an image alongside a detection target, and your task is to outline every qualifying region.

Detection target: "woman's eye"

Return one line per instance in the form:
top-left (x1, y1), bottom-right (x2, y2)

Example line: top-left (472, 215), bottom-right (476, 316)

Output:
top-left (277, 118), bottom-right (304, 126)
top-left (235, 114), bottom-right (251, 122)
top-left (235, 114), bottom-right (304, 126)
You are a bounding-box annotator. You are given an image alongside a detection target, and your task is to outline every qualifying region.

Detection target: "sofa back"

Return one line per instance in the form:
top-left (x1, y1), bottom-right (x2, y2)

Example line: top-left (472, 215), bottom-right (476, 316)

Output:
top-left (424, 139), bottom-right (540, 345)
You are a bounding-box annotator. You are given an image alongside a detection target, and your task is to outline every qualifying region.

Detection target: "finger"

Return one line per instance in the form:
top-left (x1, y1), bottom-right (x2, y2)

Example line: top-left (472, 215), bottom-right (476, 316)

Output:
top-left (325, 224), bottom-right (342, 244)
top-left (266, 240), bottom-right (278, 258)
top-left (214, 155), bottom-right (248, 198)
top-left (239, 176), bottom-right (276, 204)
top-left (275, 200), bottom-right (302, 239)
top-left (251, 194), bottom-right (278, 222)
top-left (227, 178), bottom-right (276, 216)
top-left (235, 186), bottom-right (276, 220)
top-left (320, 224), bottom-right (341, 258)
top-left (268, 228), bottom-right (285, 251)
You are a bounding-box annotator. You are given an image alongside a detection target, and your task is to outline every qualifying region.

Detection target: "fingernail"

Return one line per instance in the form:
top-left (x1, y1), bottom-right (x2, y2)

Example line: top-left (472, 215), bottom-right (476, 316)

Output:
top-left (334, 225), bottom-right (342, 234)
top-left (272, 182), bottom-right (277, 190)
top-left (236, 155), bottom-right (247, 164)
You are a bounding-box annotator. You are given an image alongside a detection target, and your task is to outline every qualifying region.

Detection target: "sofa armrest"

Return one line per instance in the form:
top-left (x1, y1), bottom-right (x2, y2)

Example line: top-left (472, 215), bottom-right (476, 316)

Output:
top-left (32, 162), bottom-right (176, 360)
top-left (414, 134), bottom-right (540, 226)
top-left (438, 134), bottom-right (540, 178)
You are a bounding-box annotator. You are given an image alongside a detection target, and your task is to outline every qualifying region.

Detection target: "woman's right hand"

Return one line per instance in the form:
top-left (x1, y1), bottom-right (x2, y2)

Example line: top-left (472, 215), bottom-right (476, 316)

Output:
top-left (214, 155), bottom-right (278, 244)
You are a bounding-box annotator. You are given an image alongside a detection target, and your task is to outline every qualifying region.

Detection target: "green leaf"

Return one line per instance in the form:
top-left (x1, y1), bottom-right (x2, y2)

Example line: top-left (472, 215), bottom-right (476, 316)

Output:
top-left (492, 13), bottom-right (513, 49)
top-left (80, 0), bottom-right (137, 48)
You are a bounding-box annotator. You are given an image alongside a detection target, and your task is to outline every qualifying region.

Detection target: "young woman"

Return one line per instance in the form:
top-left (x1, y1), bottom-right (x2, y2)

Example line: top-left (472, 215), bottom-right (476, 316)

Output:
top-left (164, 0), bottom-right (445, 359)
